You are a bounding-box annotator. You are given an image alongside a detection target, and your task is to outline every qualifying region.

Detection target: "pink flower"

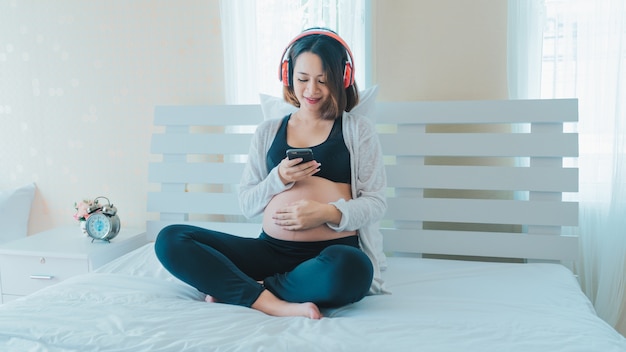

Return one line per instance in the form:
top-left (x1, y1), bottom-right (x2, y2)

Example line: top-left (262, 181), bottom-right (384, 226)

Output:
top-left (73, 199), bottom-right (97, 222)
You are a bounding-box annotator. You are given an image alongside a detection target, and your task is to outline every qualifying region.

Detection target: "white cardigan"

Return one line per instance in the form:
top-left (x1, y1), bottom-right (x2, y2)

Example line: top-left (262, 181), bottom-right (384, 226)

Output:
top-left (238, 109), bottom-right (388, 295)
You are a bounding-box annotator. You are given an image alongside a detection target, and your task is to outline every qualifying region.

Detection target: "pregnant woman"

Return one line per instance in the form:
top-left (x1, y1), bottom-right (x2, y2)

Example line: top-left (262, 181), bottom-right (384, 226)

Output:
top-left (155, 28), bottom-right (387, 319)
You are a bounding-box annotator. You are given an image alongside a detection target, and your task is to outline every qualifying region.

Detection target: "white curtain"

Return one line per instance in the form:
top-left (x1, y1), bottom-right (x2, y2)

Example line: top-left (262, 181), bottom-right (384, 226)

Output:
top-left (507, 0), bottom-right (545, 100)
top-left (219, 0), bottom-right (366, 104)
top-left (508, 0), bottom-right (626, 331)
top-left (219, 0), bottom-right (259, 105)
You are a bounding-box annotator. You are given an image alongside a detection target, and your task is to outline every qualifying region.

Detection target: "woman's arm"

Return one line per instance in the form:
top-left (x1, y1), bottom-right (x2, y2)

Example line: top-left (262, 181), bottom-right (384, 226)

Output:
top-left (238, 120), bottom-right (293, 219)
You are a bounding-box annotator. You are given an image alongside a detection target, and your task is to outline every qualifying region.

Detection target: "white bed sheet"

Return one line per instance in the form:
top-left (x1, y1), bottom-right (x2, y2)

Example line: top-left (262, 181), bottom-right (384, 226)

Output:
top-left (0, 243), bottom-right (624, 352)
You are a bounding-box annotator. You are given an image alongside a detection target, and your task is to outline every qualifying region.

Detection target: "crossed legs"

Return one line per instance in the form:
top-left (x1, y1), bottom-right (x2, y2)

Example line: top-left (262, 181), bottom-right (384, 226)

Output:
top-left (154, 225), bottom-right (373, 319)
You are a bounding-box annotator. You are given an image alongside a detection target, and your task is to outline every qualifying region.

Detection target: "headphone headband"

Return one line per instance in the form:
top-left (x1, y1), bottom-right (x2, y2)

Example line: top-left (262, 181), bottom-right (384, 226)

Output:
top-left (278, 28), bottom-right (355, 88)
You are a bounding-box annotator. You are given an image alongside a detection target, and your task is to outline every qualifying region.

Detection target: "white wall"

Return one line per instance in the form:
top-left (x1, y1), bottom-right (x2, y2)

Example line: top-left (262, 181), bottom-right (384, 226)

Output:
top-left (0, 0), bottom-right (509, 236)
top-left (373, 0), bottom-right (508, 101)
top-left (1, 0), bottom-right (506, 235)
top-left (0, 0), bottom-right (224, 234)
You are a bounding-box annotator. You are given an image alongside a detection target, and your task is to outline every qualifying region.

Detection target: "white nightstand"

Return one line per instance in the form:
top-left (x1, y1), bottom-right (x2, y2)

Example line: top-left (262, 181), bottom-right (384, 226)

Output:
top-left (0, 226), bottom-right (147, 303)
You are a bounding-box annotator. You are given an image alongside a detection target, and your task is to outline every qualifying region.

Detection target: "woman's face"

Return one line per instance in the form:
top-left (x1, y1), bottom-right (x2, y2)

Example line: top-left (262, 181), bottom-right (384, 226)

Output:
top-left (292, 52), bottom-right (330, 116)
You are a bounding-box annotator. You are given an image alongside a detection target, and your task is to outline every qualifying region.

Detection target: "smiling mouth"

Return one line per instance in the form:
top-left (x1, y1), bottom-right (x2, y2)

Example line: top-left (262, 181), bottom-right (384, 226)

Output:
top-left (305, 97), bottom-right (321, 104)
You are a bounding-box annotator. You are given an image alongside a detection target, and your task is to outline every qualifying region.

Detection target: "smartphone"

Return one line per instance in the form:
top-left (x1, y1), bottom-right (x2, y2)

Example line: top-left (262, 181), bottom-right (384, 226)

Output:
top-left (286, 148), bottom-right (314, 164)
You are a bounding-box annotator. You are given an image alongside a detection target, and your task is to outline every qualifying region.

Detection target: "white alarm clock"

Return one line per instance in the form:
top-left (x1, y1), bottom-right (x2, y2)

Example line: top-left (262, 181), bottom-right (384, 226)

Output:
top-left (85, 196), bottom-right (120, 242)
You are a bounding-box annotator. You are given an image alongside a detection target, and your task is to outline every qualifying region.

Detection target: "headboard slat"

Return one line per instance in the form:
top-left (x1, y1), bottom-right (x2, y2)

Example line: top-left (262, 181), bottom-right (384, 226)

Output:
top-left (148, 163), bottom-right (245, 184)
top-left (155, 105), bottom-right (262, 126)
top-left (381, 229), bottom-right (578, 261)
top-left (151, 134), bottom-right (252, 155)
top-left (379, 133), bottom-right (578, 157)
top-left (374, 99), bottom-right (577, 124)
top-left (385, 165), bottom-right (578, 192)
top-left (147, 192), bottom-right (241, 215)
top-left (386, 198), bottom-right (578, 226)
top-left (148, 221), bottom-right (261, 239)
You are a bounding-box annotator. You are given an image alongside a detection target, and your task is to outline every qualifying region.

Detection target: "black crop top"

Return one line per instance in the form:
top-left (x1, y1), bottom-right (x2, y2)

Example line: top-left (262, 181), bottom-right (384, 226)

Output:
top-left (266, 115), bottom-right (351, 184)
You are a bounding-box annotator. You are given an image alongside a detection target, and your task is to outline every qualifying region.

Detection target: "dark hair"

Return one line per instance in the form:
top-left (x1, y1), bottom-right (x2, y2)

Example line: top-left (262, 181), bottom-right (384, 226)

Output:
top-left (282, 32), bottom-right (359, 120)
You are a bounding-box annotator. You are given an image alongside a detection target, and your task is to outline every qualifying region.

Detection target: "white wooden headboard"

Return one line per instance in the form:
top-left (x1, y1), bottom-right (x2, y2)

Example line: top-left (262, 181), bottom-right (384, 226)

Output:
top-left (148, 99), bottom-right (579, 263)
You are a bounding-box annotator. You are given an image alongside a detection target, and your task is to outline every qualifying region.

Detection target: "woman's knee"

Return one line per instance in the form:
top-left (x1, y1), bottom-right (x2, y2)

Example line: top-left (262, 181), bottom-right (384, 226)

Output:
top-left (320, 245), bottom-right (374, 304)
top-left (154, 224), bottom-right (191, 263)
top-left (322, 245), bottom-right (373, 276)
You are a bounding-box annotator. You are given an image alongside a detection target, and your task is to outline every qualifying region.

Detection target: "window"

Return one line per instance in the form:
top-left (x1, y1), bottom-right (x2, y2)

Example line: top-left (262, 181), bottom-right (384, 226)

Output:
top-left (531, 0), bottom-right (626, 328)
top-left (540, 0), bottom-right (626, 155)
top-left (220, 0), bottom-right (369, 104)
top-left (540, 1), bottom-right (578, 99)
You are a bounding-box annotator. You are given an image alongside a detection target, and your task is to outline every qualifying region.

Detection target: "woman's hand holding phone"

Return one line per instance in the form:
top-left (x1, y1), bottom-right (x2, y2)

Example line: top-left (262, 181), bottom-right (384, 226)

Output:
top-left (286, 148), bottom-right (314, 164)
top-left (279, 148), bottom-right (320, 184)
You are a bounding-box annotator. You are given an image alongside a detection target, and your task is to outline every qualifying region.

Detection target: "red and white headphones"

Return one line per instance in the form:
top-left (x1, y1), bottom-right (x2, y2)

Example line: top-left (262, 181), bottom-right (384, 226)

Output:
top-left (278, 28), bottom-right (355, 89)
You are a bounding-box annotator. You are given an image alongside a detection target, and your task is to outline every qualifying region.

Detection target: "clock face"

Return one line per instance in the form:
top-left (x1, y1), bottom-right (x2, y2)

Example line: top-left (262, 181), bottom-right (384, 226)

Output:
top-left (86, 213), bottom-right (111, 239)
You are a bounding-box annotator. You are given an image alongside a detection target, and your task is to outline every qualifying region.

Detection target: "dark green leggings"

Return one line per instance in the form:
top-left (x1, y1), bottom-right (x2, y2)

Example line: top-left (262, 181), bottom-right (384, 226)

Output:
top-left (154, 224), bottom-right (374, 308)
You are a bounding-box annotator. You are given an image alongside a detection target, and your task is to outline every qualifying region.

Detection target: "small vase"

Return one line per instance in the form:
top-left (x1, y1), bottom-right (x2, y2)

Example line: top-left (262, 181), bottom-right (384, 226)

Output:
top-left (80, 221), bottom-right (87, 236)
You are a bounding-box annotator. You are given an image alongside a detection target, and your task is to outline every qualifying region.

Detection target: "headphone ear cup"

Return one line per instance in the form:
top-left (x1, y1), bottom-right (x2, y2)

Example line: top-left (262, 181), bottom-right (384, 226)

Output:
top-left (343, 62), bottom-right (353, 89)
top-left (281, 59), bottom-right (290, 87)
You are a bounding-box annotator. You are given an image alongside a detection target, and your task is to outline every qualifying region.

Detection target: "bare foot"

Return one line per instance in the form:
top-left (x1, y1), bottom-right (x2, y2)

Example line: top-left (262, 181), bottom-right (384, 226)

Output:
top-left (205, 294), bottom-right (219, 303)
top-left (252, 289), bottom-right (322, 319)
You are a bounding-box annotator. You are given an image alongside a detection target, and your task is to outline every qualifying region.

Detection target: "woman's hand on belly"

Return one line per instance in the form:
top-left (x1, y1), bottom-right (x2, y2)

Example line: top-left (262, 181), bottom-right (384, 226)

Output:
top-left (272, 199), bottom-right (341, 231)
top-left (263, 177), bottom-right (355, 241)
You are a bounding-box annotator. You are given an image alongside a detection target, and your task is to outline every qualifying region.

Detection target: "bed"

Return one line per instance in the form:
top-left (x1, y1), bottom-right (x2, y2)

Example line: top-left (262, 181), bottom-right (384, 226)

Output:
top-left (1, 95), bottom-right (625, 351)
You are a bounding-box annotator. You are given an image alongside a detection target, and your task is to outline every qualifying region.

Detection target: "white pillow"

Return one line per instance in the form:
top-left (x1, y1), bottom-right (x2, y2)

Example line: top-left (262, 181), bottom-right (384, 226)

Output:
top-left (0, 183), bottom-right (36, 244)
top-left (259, 94), bottom-right (297, 121)
top-left (350, 85), bottom-right (379, 119)
top-left (259, 85), bottom-right (379, 121)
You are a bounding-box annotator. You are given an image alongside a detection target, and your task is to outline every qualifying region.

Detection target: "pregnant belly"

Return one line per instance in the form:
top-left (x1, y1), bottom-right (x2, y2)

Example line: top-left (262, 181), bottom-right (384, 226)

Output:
top-left (263, 176), bottom-right (356, 241)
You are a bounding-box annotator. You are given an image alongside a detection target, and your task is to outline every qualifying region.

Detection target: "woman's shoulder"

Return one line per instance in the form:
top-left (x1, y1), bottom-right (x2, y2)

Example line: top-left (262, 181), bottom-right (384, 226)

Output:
top-left (343, 111), bottom-right (376, 133)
